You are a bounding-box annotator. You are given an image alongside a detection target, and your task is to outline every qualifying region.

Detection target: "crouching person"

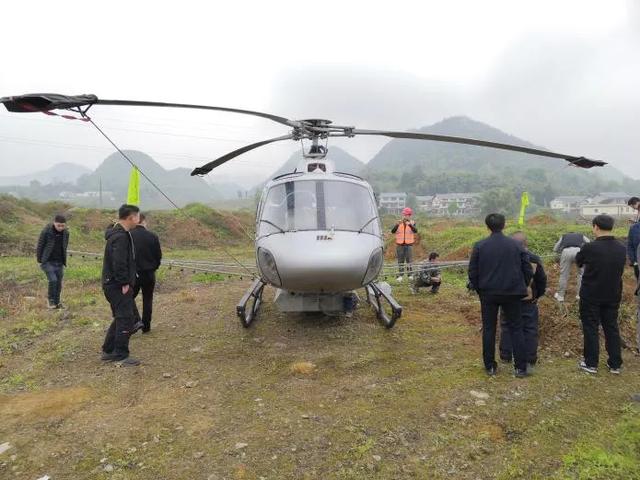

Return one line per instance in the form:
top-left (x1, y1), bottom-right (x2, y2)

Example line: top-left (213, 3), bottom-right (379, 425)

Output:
top-left (411, 252), bottom-right (442, 294)
top-left (101, 204), bottom-right (141, 366)
top-left (499, 232), bottom-right (547, 372)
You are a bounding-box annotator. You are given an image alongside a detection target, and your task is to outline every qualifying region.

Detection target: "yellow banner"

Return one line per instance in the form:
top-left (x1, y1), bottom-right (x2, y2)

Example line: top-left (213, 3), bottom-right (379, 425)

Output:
top-left (518, 191), bottom-right (529, 227)
top-left (126, 167), bottom-right (140, 206)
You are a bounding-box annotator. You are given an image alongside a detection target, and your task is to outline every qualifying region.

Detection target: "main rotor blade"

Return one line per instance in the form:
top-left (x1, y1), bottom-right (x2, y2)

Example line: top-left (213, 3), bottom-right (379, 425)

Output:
top-left (0, 93), bottom-right (300, 128)
top-left (97, 99), bottom-right (300, 128)
top-left (191, 134), bottom-right (294, 176)
top-left (350, 129), bottom-right (606, 168)
top-left (0, 93), bottom-right (98, 112)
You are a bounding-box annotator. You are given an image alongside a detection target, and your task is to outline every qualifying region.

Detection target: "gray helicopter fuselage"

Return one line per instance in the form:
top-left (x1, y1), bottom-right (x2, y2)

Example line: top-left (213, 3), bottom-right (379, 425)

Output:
top-left (254, 166), bottom-right (384, 294)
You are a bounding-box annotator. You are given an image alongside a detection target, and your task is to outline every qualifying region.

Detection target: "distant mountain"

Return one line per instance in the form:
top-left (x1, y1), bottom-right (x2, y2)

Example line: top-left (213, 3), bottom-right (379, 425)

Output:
top-left (77, 150), bottom-right (220, 208)
top-left (368, 116), bottom-right (563, 172)
top-left (364, 116), bottom-right (640, 204)
top-left (0, 162), bottom-right (91, 187)
top-left (209, 181), bottom-right (250, 200)
top-left (267, 146), bottom-right (364, 179)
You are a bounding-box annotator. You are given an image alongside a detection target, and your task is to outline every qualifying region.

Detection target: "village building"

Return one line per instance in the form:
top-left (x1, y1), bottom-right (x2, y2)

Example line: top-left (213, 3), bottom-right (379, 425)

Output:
top-left (378, 192), bottom-right (407, 214)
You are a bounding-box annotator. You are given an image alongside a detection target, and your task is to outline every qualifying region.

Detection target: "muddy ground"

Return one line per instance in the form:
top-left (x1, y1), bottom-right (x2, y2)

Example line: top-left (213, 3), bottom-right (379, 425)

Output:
top-left (1, 258), bottom-right (639, 479)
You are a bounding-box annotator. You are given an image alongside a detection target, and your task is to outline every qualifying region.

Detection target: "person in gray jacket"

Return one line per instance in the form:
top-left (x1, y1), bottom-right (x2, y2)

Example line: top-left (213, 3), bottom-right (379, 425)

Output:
top-left (553, 232), bottom-right (590, 302)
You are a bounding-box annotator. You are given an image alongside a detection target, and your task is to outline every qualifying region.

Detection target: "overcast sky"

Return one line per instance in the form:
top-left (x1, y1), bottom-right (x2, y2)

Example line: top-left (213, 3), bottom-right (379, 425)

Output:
top-left (0, 0), bottom-right (638, 187)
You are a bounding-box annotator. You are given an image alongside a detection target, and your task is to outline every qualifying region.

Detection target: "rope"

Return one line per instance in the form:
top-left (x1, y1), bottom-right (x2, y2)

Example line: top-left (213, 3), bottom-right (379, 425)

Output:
top-left (83, 116), bottom-right (255, 277)
top-left (67, 250), bottom-right (252, 278)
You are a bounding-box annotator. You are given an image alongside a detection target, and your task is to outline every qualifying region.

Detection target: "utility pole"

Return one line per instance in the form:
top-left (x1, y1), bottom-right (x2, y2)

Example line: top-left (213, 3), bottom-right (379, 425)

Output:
top-left (99, 177), bottom-right (103, 208)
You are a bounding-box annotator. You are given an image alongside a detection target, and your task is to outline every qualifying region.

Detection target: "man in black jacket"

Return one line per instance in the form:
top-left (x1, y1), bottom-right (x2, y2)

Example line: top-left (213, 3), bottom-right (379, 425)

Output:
top-left (131, 213), bottom-right (162, 333)
top-left (101, 204), bottom-right (141, 366)
top-left (576, 214), bottom-right (627, 374)
top-left (499, 232), bottom-right (547, 372)
top-left (468, 213), bottom-right (533, 377)
top-left (36, 215), bottom-right (69, 309)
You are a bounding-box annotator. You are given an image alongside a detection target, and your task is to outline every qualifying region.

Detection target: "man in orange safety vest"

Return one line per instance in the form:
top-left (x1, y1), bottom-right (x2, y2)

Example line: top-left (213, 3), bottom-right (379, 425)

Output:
top-left (391, 207), bottom-right (418, 282)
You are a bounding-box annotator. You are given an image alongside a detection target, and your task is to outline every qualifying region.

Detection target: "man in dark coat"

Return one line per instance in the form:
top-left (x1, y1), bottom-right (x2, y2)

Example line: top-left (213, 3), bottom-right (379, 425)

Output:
top-left (499, 231), bottom-right (547, 372)
top-left (627, 196), bottom-right (640, 280)
top-left (576, 214), bottom-right (627, 375)
top-left (36, 214), bottom-right (69, 309)
top-left (468, 213), bottom-right (533, 377)
top-left (101, 204), bottom-right (141, 366)
top-left (131, 213), bottom-right (162, 333)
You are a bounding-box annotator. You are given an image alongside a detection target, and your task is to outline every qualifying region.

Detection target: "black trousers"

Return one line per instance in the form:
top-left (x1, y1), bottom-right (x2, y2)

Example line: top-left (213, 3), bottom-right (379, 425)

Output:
top-left (579, 299), bottom-right (623, 369)
top-left (102, 284), bottom-right (136, 357)
top-left (500, 302), bottom-right (539, 364)
top-left (414, 277), bottom-right (441, 293)
top-left (41, 261), bottom-right (64, 304)
top-left (133, 270), bottom-right (156, 330)
top-left (480, 295), bottom-right (525, 371)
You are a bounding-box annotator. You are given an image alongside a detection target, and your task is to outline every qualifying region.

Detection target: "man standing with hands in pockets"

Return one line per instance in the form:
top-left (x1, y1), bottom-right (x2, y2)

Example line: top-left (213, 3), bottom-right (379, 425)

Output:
top-left (100, 204), bottom-right (141, 366)
top-left (576, 214), bottom-right (626, 374)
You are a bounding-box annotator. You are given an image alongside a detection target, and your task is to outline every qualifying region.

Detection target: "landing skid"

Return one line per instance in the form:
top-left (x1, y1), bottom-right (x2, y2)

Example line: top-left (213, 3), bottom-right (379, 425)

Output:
top-left (236, 278), bottom-right (266, 328)
top-left (365, 282), bottom-right (402, 328)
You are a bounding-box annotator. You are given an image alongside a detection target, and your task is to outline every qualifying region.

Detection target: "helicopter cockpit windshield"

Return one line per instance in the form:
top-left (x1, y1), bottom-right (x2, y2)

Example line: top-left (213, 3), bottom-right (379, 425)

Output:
top-left (259, 180), bottom-right (380, 237)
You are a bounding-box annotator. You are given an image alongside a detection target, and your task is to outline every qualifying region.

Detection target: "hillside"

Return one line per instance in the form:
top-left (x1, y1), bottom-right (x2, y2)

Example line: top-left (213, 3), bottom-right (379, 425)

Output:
top-left (1, 197), bottom-right (639, 479)
top-left (77, 150), bottom-right (221, 208)
top-left (0, 162), bottom-right (91, 187)
top-left (0, 194), bottom-right (253, 255)
top-left (364, 116), bottom-right (640, 204)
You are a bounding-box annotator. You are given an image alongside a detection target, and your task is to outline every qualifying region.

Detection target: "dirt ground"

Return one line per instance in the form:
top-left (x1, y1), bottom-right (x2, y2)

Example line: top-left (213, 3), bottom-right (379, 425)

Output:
top-left (1, 259), bottom-right (639, 479)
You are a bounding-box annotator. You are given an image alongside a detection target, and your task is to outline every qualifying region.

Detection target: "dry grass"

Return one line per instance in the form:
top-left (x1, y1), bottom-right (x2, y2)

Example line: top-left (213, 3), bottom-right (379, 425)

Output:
top-left (0, 243), bottom-right (639, 478)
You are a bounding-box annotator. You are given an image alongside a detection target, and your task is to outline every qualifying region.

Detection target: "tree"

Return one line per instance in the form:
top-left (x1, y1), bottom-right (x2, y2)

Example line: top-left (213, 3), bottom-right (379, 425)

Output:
top-left (480, 187), bottom-right (519, 217)
top-left (447, 201), bottom-right (459, 216)
top-left (406, 193), bottom-right (418, 211)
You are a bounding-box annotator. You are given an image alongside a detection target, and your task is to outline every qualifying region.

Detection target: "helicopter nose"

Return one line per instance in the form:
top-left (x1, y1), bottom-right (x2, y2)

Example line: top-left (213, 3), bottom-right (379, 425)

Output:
top-left (258, 231), bottom-right (383, 293)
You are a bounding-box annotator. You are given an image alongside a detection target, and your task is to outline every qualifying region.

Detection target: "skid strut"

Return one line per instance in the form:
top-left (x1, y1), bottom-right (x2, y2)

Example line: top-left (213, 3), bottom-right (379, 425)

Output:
top-left (236, 278), bottom-right (266, 328)
top-left (365, 282), bottom-right (402, 328)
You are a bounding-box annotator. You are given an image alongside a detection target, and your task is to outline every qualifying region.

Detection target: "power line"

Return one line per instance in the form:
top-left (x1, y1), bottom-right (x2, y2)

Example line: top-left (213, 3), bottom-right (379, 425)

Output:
top-left (0, 113), bottom-right (292, 145)
top-left (87, 117), bottom-right (255, 276)
top-left (0, 134), bottom-right (291, 170)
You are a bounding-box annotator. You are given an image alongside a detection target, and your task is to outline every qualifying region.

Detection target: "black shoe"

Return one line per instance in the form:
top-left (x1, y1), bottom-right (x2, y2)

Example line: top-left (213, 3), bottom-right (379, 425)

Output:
top-left (118, 356), bottom-right (141, 366)
top-left (514, 368), bottom-right (529, 378)
top-left (606, 361), bottom-right (621, 375)
top-left (131, 321), bottom-right (144, 334)
top-left (579, 360), bottom-right (597, 374)
top-left (101, 352), bottom-right (125, 362)
top-left (486, 366), bottom-right (497, 377)
top-left (142, 327), bottom-right (151, 333)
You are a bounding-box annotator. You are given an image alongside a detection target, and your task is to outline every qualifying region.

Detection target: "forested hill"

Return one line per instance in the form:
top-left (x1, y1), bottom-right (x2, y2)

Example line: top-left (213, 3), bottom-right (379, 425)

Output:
top-left (362, 116), bottom-right (639, 205)
top-left (77, 150), bottom-right (219, 208)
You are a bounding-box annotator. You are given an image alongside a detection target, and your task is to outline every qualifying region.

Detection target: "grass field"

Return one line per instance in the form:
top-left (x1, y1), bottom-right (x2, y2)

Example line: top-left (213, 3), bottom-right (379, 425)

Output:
top-left (1, 200), bottom-right (639, 479)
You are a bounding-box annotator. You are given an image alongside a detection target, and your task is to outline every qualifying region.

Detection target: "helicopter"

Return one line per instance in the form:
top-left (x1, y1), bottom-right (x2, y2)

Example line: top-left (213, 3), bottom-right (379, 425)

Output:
top-left (0, 93), bottom-right (606, 328)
